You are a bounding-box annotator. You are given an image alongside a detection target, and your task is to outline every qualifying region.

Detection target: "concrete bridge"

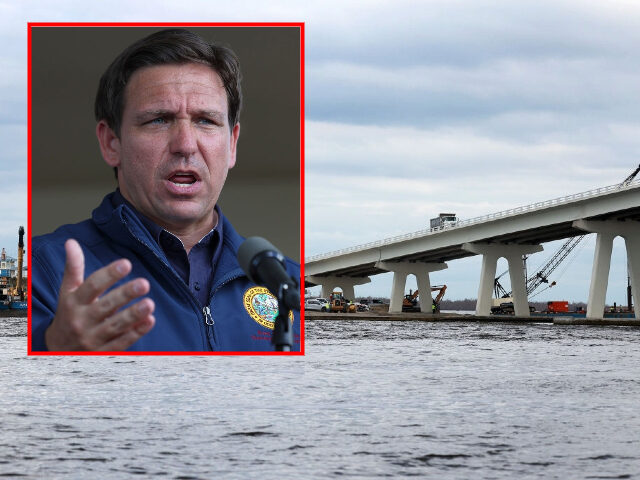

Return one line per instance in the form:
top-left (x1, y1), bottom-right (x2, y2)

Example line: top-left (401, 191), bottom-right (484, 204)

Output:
top-left (305, 180), bottom-right (640, 319)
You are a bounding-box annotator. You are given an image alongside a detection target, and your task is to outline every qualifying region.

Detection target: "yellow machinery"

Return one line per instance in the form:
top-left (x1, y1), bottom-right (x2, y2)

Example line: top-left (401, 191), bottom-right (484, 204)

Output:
top-left (403, 285), bottom-right (447, 312)
top-left (329, 291), bottom-right (356, 313)
top-left (13, 226), bottom-right (25, 301)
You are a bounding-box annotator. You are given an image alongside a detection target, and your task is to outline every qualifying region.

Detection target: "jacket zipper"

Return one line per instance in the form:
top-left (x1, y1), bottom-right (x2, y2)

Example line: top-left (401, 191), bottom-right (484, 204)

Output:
top-left (204, 273), bottom-right (244, 326)
top-left (203, 306), bottom-right (213, 325)
top-left (125, 221), bottom-right (218, 349)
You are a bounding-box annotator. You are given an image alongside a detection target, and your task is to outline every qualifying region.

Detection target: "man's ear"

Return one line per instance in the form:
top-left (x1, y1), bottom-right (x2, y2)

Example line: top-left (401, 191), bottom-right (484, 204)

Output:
top-left (227, 123), bottom-right (240, 169)
top-left (96, 120), bottom-right (121, 168)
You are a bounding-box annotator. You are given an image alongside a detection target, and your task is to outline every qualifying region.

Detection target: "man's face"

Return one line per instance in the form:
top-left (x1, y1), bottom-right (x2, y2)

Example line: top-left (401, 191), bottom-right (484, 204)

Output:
top-left (102, 62), bottom-right (240, 234)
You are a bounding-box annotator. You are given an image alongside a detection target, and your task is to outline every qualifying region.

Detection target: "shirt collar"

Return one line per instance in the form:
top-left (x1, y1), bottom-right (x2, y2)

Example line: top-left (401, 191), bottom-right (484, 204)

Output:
top-left (112, 188), bottom-right (223, 249)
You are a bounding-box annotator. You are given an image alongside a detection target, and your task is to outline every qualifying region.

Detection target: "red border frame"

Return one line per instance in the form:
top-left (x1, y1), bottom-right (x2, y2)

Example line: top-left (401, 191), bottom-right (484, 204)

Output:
top-left (27, 22), bottom-right (305, 356)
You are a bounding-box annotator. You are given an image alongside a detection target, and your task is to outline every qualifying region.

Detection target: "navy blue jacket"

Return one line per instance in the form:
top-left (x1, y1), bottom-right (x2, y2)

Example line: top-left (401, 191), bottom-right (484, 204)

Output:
top-left (31, 192), bottom-right (301, 352)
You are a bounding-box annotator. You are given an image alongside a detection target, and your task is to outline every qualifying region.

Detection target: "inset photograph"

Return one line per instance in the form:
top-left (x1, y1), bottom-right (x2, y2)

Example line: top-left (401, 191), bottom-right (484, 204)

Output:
top-left (29, 24), bottom-right (303, 354)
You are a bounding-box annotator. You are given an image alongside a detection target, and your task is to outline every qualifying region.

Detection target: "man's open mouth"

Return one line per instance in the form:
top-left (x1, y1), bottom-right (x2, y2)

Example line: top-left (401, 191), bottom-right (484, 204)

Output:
top-left (169, 172), bottom-right (198, 187)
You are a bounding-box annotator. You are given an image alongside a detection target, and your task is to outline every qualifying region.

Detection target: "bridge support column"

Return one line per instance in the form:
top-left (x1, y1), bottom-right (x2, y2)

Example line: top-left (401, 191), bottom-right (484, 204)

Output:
top-left (376, 261), bottom-right (448, 313)
top-left (463, 243), bottom-right (543, 317)
top-left (574, 219), bottom-right (640, 319)
top-left (305, 275), bottom-right (371, 301)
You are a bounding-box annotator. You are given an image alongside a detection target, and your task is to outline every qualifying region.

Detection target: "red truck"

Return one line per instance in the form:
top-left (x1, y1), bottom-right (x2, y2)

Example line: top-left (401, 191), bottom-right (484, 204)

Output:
top-left (547, 301), bottom-right (569, 313)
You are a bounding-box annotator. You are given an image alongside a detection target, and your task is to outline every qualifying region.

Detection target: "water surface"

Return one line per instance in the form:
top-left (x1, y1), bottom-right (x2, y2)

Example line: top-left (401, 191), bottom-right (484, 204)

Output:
top-left (2, 316), bottom-right (639, 479)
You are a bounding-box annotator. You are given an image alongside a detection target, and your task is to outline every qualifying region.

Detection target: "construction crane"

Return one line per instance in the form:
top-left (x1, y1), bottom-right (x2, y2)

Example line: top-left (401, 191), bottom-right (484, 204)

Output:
top-left (495, 164), bottom-right (640, 300)
top-left (493, 236), bottom-right (584, 304)
top-left (620, 164), bottom-right (640, 310)
top-left (524, 235), bottom-right (583, 296)
top-left (12, 226), bottom-right (25, 301)
top-left (620, 164), bottom-right (640, 187)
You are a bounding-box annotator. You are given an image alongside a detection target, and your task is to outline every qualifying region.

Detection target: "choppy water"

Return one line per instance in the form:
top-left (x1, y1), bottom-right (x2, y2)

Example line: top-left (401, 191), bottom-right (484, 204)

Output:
top-left (2, 315), bottom-right (640, 479)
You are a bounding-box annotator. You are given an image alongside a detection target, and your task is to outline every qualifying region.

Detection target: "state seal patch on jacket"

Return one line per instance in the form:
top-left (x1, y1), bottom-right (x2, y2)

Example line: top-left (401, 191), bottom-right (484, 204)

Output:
top-left (243, 286), bottom-right (295, 330)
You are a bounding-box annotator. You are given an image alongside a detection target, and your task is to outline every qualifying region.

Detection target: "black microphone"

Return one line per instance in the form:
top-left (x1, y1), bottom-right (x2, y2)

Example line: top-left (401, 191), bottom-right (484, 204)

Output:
top-left (237, 237), bottom-right (300, 311)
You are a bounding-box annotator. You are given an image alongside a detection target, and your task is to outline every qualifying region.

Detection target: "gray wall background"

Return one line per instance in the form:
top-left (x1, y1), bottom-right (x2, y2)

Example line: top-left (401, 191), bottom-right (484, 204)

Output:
top-left (31, 26), bottom-right (301, 261)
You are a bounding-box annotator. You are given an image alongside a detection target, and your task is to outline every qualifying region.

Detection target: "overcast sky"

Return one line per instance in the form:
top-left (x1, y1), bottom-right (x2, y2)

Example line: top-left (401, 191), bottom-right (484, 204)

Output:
top-left (3, 0), bottom-right (639, 303)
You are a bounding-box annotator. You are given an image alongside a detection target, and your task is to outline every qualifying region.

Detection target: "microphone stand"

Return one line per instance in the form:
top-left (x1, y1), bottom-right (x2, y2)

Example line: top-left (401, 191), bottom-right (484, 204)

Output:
top-left (272, 283), bottom-right (294, 352)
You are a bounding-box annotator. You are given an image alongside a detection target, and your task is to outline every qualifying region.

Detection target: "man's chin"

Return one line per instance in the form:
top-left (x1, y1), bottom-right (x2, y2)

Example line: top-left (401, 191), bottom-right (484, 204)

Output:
top-left (156, 206), bottom-right (215, 231)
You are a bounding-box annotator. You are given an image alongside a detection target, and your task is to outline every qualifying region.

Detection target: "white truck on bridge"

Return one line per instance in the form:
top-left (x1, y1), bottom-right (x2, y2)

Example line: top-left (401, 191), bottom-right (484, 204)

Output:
top-left (430, 213), bottom-right (458, 230)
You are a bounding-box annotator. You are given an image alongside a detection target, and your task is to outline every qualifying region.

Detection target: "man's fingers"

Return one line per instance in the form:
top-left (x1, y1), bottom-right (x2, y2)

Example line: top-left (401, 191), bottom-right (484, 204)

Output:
top-left (98, 316), bottom-right (155, 352)
top-left (48, 242), bottom-right (155, 352)
top-left (73, 257), bottom-right (132, 305)
top-left (93, 297), bottom-right (155, 344)
top-left (60, 239), bottom-right (86, 292)
top-left (94, 278), bottom-right (150, 318)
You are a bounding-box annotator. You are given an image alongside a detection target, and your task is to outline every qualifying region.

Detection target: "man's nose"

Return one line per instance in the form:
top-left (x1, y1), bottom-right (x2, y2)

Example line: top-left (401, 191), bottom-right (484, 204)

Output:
top-left (170, 120), bottom-right (198, 157)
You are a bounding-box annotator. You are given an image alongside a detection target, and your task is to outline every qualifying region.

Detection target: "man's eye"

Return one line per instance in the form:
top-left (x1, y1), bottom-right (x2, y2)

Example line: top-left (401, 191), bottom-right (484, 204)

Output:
top-left (197, 118), bottom-right (217, 126)
top-left (143, 117), bottom-right (167, 125)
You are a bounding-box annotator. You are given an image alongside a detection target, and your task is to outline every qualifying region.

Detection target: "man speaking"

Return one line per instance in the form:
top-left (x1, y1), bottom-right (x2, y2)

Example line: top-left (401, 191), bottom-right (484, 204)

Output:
top-left (30, 28), bottom-right (301, 352)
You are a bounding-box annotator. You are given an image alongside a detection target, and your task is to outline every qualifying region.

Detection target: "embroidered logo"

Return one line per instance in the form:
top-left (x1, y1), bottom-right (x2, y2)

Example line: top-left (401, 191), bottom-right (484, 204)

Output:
top-left (243, 286), bottom-right (294, 330)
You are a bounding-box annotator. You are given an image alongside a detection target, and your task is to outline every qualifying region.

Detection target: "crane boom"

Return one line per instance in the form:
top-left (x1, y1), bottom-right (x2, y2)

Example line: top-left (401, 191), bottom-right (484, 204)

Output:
top-left (620, 164), bottom-right (640, 187)
top-left (525, 235), bottom-right (584, 295)
top-left (494, 236), bottom-right (584, 298)
top-left (16, 226), bottom-right (24, 301)
top-left (494, 163), bottom-right (639, 300)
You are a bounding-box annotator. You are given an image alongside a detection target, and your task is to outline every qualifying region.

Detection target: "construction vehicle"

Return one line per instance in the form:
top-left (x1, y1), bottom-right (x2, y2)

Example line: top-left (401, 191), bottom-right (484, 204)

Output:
top-left (491, 299), bottom-right (515, 315)
top-left (402, 285), bottom-right (447, 312)
top-left (432, 285), bottom-right (447, 312)
top-left (329, 291), bottom-right (356, 313)
top-left (546, 301), bottom-right (569, 314)
top-left (490, 299), bottom-right (535, 315)
top-left (402, 290), bottom-right (420, 311)
top-left (430, 213), bottom-right (458, 230)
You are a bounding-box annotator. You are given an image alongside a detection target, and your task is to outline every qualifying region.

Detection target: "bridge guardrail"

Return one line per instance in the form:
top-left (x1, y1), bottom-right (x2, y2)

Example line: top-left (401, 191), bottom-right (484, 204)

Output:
top-left (305, 179), bottom-right (640, 263)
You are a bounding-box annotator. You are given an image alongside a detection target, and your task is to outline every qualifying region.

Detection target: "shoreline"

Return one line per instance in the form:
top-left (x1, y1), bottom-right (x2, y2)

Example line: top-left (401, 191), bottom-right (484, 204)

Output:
top-left (305, 311), bottom-right (640, 327)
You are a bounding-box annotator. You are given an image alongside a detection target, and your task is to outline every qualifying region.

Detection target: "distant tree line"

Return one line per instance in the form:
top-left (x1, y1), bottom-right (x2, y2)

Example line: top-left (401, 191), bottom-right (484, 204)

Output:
top-left (355, 296), bottom-right (590, 312)
top-left (439, 299), bottom-right (589, 311)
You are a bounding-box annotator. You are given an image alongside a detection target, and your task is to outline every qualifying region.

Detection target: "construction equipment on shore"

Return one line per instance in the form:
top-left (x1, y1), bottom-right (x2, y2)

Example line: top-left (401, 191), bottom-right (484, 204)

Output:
top-left (494, 164), bottom-right (640, 306)
top-left (13, 226), bottom-right (24, 301)
top-left (546, 301), bottom-right (569, 313)
top-left (330, 291), bottom-right (356, 313)
top-left (402, 290), bottom-right (420, 311)
top-left (402, 285), bottom-right (447, 312)
top-left (491, 165), bottom-right (640, 306)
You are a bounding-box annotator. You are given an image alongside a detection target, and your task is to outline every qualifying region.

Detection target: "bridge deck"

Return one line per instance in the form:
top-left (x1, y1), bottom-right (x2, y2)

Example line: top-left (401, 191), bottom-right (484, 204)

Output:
top-left (306, 180), bottom-right (640, 280)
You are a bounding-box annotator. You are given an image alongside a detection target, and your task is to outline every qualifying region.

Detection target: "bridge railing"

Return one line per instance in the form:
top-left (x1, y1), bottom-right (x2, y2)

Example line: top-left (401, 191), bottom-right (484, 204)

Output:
top-left (305, 178), bottom-right (640, 263)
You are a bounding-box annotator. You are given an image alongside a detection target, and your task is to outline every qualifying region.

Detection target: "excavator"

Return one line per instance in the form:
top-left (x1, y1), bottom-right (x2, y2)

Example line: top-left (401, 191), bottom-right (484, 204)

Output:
top-left (402, 285), bottom-right (447, 313)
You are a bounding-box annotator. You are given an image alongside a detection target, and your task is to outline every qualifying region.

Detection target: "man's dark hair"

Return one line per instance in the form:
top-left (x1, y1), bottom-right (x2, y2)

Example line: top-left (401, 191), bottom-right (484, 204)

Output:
top-left (95, 28), bottom-right (242, 137)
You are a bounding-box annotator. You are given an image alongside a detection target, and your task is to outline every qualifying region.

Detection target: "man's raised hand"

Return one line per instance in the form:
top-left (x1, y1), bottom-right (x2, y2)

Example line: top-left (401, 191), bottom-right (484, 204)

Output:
top-left (44, 239), bottom-right (155, 351)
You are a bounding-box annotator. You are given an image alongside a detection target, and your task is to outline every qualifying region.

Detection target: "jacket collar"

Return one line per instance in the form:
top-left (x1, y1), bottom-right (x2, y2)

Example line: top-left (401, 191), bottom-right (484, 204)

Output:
top-left (91, 191), bottom-right (247, 285)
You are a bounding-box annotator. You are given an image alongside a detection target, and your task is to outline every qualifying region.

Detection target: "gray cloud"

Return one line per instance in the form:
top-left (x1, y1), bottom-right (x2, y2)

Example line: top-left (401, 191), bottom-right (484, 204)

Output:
top-left (3, 0), bottom-right (638, 302)
top-left (307, 1), bottom-right (640, 68)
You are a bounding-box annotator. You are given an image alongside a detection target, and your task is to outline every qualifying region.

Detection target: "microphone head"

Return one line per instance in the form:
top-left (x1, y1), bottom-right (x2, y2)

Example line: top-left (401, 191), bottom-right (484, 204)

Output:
top-left (237, 236), bottom-right (285, 283)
